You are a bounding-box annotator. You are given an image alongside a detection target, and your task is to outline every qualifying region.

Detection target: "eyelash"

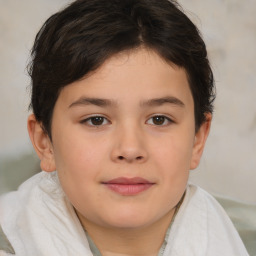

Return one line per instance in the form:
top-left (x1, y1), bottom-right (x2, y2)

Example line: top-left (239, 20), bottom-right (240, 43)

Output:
top-left (80, 115), bottom-right (174, 127)
top-left (80, 116), bottom-right (110, 126)
top-left (146, 115), bottom-right (174, 126)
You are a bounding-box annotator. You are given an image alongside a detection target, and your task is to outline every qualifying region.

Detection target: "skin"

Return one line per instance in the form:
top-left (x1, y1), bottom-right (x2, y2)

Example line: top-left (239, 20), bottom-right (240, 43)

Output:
top-left (28, 48), bottom-right (211, 256)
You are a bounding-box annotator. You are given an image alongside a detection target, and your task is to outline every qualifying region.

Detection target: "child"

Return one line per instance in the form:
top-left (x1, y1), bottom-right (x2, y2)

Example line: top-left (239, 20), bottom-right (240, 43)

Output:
top-left (0, 0), bottom-right (249, 255)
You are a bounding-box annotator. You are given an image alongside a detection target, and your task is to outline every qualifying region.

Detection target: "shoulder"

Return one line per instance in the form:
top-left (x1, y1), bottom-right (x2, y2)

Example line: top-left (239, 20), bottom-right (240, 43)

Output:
top-left (0, 225), bottom-right (15, 255)
top-left (185, 184), bottom-right (243, 236)
top-left (0, 172), bottom-right (57, 217)
top-left (0, 172), bottom-right (64, 255)
top-left (186, 183), bottom-right (228, 212)
top-left (0, 172), bottom-right (90, 255)
top-left (0, 174), bottom-right (41, 255)
top-left (164, 184), bottom-right (249, 256)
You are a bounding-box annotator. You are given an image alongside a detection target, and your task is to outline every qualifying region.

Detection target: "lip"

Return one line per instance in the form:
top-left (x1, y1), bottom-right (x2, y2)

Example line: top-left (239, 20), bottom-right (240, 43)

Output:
top-left (102, 177), bottom-right (155, 196)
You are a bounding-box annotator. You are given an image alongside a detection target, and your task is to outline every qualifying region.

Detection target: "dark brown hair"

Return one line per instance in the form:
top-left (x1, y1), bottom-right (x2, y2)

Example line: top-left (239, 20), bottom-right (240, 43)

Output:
top-left (28, 0), bottom-right (215, 137)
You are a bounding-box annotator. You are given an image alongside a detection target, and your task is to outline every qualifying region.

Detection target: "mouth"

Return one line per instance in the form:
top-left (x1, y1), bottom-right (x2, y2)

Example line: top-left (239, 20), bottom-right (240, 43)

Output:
top-left (102, 177), bottom-right (155, 196)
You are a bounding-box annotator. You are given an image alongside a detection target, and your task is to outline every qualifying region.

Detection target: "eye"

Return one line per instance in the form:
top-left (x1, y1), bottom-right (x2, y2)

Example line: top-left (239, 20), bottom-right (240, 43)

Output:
top-left (81, 116), bottom-right (110, 126)
top-left (146, 115), bottom-right (173, 126)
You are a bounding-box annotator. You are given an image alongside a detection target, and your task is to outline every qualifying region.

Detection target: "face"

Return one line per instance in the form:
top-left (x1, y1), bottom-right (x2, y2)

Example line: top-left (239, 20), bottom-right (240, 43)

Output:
top-left (29, 48), bottom-right (210, 230)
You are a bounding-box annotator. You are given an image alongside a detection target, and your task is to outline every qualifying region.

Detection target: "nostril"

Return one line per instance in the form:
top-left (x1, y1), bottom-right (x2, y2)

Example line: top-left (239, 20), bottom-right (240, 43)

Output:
top-left (117, 156), bottom-right (143, 161)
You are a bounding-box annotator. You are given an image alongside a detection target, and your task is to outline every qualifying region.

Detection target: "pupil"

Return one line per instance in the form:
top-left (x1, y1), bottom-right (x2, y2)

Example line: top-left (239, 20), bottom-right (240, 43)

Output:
top-left (91, 117), bottom-right (103, 125)
top-left (153, 116), bottom-right (165, 125)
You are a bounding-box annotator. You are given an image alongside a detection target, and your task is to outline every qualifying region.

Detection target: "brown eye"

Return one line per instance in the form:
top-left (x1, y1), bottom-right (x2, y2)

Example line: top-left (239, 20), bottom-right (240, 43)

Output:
top-left (90, 116), bottom-right (105, 125)
top-left (146, 115), bottom-right (173, 126)
top-left (81, 116), bottom-right (109, 126)
top-left (152, 116), bottom-right (165, 125)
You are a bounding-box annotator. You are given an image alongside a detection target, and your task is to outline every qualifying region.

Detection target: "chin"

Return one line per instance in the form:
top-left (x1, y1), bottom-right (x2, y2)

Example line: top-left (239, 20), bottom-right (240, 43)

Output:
top-left (100, 210), bottom-right (160, 230)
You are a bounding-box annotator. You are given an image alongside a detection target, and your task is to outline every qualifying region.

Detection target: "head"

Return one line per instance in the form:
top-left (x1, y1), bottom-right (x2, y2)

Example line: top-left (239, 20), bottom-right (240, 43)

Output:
top-left (28, 0), bottom-right (214, 137)
top-left (28, 0), bottom-right (215, 230)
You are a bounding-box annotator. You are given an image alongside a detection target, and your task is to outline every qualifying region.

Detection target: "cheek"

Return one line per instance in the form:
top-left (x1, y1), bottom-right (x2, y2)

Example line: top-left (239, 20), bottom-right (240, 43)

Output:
top-left (53, 136), bottom-right (104, 210)
top-left (154, 135), bottom-right (193, 199)
top-left (152, 132), bottom-right (194, 173)
top-left (53, 129), bottom-right (106, 171)
top-left (52, 131), bottom-right (114, 200)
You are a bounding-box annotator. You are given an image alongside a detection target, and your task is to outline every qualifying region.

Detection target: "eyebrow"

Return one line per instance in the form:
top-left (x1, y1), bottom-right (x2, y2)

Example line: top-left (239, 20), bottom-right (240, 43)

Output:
top-left (68, 96), bottom-right (185, 109)
top-left (69, 97), bottom-right (116, 108)
top-left (140, 96), bottom-right (185, 108)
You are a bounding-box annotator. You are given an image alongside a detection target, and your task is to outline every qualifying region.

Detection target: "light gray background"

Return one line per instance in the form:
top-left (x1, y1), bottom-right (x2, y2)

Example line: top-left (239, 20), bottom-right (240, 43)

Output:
top-left (0, 0), bottom-right (255, 203)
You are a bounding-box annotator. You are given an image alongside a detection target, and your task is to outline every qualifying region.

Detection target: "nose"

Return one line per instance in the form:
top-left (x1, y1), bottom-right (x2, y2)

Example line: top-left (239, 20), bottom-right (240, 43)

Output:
top-left (110, 124), bottom-right (148, 163)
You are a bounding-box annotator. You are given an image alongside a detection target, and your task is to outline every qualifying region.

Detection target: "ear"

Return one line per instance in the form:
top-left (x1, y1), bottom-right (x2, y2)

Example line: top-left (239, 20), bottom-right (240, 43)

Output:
top-left (190, 113), bottom-right (212, 170)
top-left (27, 114), bottom-right (56, 172)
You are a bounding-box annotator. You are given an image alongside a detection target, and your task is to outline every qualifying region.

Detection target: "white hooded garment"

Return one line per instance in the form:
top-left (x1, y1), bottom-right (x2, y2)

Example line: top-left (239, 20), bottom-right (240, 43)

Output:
top-left (0, 171), bottom-right (249, 256)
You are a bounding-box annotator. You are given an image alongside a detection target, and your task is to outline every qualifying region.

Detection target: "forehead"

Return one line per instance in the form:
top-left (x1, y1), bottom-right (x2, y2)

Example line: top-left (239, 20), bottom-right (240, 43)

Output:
top-left (56, 48), bottom-right (193, 108)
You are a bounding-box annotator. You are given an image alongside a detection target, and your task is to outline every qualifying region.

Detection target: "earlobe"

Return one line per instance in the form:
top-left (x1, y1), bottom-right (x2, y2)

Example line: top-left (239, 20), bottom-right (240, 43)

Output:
top-left (27, 114), bottom-right (56, 172)
top-left (190, 113), bottom-right (212, 170)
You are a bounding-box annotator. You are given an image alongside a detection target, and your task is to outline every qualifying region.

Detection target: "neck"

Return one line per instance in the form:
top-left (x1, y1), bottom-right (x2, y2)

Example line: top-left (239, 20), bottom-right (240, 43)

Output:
top-left (77, 208), bottom-right (176, 256)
